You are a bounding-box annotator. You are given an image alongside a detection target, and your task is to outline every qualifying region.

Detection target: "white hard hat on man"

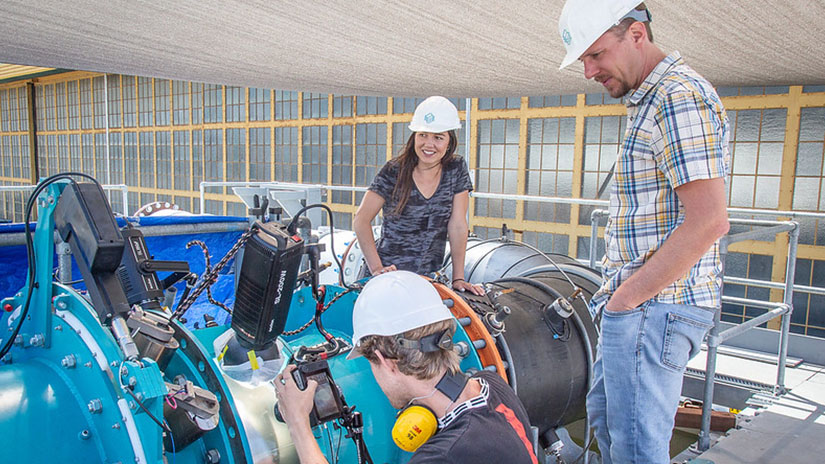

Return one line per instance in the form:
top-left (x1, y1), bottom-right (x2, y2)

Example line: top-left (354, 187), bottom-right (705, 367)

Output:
top-left (347, 271), bottom-right (453, 359)
top-left (558, 0), bottom-right (652, 69)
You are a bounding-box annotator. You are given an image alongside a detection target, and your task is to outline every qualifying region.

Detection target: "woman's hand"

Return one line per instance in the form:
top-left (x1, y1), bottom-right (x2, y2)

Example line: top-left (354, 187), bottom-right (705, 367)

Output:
top-left (452, 278), bottom-right (485, 296)
top-left (372, 264), bottom-right (397, 275)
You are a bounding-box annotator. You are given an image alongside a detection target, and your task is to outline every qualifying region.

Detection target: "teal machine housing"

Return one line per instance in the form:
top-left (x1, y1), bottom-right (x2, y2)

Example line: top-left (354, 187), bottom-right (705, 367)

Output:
top-left (0, 180), bottom-right (485, 464)
top-left (0, 178), bottom-right (598, 463)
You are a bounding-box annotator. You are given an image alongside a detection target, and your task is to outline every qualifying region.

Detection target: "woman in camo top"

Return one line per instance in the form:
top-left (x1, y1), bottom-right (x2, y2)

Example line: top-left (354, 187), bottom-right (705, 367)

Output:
top-left (353, 96), bottom-right (484, 295)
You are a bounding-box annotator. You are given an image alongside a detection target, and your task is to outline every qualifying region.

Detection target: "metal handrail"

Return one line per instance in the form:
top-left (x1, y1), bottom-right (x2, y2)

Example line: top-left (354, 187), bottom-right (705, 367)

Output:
top-left (585, 207), bottom-right (806, 451)
top-left (0, 183), bottom-right (129, 217)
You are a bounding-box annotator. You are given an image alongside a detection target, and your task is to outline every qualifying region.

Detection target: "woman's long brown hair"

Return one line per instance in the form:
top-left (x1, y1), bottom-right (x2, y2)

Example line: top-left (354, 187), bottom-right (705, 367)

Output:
top-left (389, 130), bottom-right (458, 216)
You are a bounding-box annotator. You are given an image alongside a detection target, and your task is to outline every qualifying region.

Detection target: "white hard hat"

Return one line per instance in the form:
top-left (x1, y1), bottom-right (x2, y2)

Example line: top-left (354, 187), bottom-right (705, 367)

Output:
top-left (347, 271), bottom-right (453, 360)
top-left (558, 0), bottom-right (648, 70)
top-left (408, 96), bottom-right (461, 133)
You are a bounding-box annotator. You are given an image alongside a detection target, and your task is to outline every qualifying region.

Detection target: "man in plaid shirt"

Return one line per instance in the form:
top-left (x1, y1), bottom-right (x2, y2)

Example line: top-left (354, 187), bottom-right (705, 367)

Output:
top-left (559, 1), bottom-right (730, 462)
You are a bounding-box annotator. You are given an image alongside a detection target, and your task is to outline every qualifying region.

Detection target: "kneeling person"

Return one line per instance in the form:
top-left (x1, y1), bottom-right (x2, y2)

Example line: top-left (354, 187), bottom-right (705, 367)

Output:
top-left (276, 271), bottom-right (538, 463)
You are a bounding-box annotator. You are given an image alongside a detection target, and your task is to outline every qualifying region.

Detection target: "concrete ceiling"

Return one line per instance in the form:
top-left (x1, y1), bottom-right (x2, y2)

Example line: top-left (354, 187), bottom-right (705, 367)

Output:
top-left (1, 0), bottom-right (823, 97)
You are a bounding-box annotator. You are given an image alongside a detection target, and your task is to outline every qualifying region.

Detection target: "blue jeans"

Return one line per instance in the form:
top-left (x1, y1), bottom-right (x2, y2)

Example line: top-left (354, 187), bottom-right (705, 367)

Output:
top-left (586, 301), bottom-right (715, 464)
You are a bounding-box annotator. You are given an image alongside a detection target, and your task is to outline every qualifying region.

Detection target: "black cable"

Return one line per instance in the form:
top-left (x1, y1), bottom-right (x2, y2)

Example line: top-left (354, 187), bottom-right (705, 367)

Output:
top-left (123, 386), bottom-right (172, 433)
top-left (285, 203), bottom-right (357, 290)
top-left (0, 172), bottom-right (98, 362)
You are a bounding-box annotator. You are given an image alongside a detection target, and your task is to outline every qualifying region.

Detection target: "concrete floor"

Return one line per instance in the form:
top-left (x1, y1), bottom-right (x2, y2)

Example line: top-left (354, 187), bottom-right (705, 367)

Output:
top-left (676, 351), bottom-right (825, 464)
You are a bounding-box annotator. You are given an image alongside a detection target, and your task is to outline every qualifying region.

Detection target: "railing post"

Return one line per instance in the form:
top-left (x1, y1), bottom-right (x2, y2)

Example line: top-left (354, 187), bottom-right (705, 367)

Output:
top-left (698, 235), bottom-right (728, 451)
top-left (776, 222), bottom-right (799, 392)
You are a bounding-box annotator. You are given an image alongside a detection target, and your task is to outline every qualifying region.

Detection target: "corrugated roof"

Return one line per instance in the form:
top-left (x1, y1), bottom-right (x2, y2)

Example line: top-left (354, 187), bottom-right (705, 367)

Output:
top-left (0, 64), bottom-right (57, 82)
top-left (0, 0), bottom-right (823, 96)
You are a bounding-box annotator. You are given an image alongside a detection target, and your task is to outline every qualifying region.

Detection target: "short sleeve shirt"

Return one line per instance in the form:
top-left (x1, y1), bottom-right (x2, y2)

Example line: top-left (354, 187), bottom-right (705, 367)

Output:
top-left (589, 52), bottom-right (731, 316)
top-left (368, 157), bottom-right (473, 274)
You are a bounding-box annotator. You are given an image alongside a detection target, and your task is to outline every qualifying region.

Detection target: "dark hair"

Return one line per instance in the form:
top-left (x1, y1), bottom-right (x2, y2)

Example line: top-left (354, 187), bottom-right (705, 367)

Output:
top-left (610, 3), bottom-right (653, 43)
top-left (389, 130), bottom-right (458, 216)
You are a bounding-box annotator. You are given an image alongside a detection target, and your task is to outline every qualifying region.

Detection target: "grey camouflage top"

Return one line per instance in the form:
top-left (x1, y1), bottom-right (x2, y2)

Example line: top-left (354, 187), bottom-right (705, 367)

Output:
top-left (369, 157), bottom-right (473, 274)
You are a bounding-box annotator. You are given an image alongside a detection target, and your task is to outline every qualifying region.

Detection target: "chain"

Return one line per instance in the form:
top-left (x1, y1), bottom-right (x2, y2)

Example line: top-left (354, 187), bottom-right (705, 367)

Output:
top-left (282, 286), bottom-right (358, 336)
top-left (173, 228), bottom-right (257, 319)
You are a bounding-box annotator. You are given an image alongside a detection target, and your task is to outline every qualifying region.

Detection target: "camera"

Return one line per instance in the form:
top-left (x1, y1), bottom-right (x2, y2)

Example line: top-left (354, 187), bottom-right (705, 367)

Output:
top-left (291, 358), bottom-right (345, 426)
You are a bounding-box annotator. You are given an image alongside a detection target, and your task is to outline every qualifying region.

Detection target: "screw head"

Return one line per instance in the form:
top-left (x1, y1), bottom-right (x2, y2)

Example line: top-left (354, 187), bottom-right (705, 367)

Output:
top-left (87, 399), bottom-right (103, 414)
top-left (62, 354), bottom-right (77, 368)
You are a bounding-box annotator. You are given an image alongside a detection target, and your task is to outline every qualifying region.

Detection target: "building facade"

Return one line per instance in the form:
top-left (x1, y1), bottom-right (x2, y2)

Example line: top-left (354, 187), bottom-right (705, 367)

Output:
top-left (1, 71), bottom-right (825, 338)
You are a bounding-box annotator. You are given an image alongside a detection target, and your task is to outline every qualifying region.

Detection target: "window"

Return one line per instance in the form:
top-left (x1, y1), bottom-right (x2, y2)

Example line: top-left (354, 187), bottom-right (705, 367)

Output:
top-left (475, 119), bottom-right (519, 218)
top-left (275, 90), bottom-right (298, 120)
top-left (794, 107), bottom-right (825, 246)
top-left (302, 126), bottom-right (328, 183)
top-left (249, 127), bottom-right (270, 181)
top-left (82, 133), bottom-right (94, 175)
top-left (57, 134), bottom-right (69, 174)
top-left (204, 129), bottom-right (223, 188)
top-left (95, 133), bottom-right (107, 182)
top-left (792, 259), bottom-right (825, 338)
top-left (249, 88), bottom-right (270, 121)
top-left (172, 81), bottom-right (189, 125)
top-left (355, 123), bottom-right (387, 203)
top-left (585, 93), bottom-right (623, 105)
top-left (67, 81), bottom-right (80, 130)
top-left (107, 75), bottom-right (121, 128)
top-left (226, 128), bottom-right (246, 182)
top-left (274, 127), bottom-right (298, 181)
top-left (43, 84), bottom-right (56, 131)
top-left (393, 97), bottom-right (425, 114)
top-left (192, 130), bottom-right (203, 201)
top-left (69, 134), bottom-right (83, 172)
top-left (303, 93), bottom-right (328, 119)
top-left (156, 131), bottom-right (172, 189)
top-left (580, 115), bottom-right (625, 224)
top-left (138, 77), bottom-right (153, 126)
top-left (528, 95), bottom-right (577, 108)
top-left (525, 118), bottom-right (576, 226)
top-left (7, 88), bottom-right (20, 131)
top-left (55, 82), bottom-right (67, 130)
top-left (331, 125), bottom-right (353, 204)
top-left (333, 95), bottom-right (353, 117)
top-left (204, 84), bottom-right (222, 123)
top-left (93, 76), bottom-right (106, 128)
top-left (191, 83), bottom-right (203, 125)
top-left (225, 86), bottom-right (245, 122)
top-left (226, 202), bottom-right (247, 217)
top-left (722, 252), bottom-right (773, 326)
top-left (139, 131), bottom-right (155, 188)
top-left (522, 231), bottom-right (569, 255)
top-left (122, 76), bottom-right (137, 127)
top-left (123, 132), bottom-right (138, 187)
top-left (79, 79), bottom-right (93, 129)
top-left (0, 89), bottom-right (8, 132)
top-left (109, 132), bottom-right (123, 185)
top-left (356, 96), bottom-right (386, 115)
top-left (154, 79), bottom-right (170, 126)
top-left (46, 134), bottom-right (58, 176)
top-left (478, 97), bottom-right (520, 110)
top-left (173, 130), bottom-right (190, 190)
top-left (727, 109), bottom-right (785, 212)
top-left (392, 122), bottom-right (412, 158)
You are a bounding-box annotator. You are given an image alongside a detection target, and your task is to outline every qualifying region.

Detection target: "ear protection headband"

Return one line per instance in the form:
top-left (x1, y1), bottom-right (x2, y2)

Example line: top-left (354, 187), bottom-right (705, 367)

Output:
top-left (391, 370), bottom-right (469, 452)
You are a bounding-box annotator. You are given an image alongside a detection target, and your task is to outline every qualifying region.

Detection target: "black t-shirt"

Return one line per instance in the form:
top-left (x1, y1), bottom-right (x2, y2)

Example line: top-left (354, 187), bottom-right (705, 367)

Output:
top-left (408, 371), bottom-right (538, 464)
top-left (368, 157), bottom-right (473, 274)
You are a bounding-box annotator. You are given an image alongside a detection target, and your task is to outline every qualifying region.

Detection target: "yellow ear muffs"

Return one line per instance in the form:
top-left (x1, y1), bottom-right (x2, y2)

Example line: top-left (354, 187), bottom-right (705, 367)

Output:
top-left (391, 404), bottom-right (438, 452)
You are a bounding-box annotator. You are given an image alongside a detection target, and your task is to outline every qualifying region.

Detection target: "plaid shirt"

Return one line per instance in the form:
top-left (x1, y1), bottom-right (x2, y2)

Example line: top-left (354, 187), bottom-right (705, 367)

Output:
top-left (590, 52), bottom-right (730, 316)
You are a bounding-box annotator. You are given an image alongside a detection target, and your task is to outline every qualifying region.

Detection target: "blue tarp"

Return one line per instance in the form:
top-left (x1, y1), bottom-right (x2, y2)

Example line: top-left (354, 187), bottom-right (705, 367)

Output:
top-left (0, 215), bottom-right (249, 330)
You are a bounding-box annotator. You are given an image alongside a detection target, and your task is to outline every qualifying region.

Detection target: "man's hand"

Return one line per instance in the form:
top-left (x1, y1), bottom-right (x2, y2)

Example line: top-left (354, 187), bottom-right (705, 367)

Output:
top-left (274, 365), bottom-right (318, 428)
